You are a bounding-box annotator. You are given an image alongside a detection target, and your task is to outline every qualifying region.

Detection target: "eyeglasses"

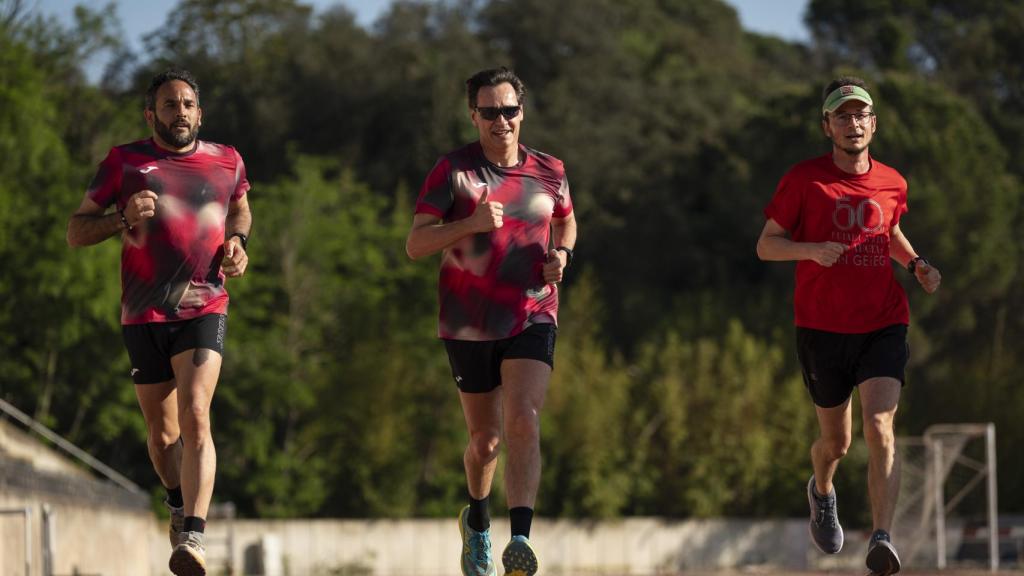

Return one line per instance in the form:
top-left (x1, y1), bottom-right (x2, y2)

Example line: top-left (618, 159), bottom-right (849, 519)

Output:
top-left (475, 106), bottom-right (521, 121)
top-left (831, 111), bottom-right (875, 125)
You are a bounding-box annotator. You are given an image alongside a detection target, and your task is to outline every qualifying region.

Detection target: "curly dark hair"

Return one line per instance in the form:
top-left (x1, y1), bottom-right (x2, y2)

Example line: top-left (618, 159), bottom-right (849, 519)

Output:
top-left (145, 68), bottom-right (200, 111)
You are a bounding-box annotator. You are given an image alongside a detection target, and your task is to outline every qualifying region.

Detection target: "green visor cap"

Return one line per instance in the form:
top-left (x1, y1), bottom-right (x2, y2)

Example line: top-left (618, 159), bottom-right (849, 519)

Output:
top-left (822, 85), bottom-right (874, 114)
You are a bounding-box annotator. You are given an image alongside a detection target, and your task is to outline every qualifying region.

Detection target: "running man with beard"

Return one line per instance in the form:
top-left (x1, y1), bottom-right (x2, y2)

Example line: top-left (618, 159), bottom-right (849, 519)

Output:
top-left (756, 77), bottom-right (941, 576)
top-left (407, 67), bottom-right (577, 576)
top-left (67, 69), bottom-right (251, 576)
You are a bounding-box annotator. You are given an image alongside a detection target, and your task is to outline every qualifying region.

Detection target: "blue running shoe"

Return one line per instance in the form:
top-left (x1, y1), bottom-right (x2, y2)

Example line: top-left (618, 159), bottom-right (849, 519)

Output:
top-left (502, 535), bottom-right (539, 576)
top-left (459, 505), bottom-right (496, 576)
top-left (807, 475), bottom-right (844, 554)
top-left (866, 529), bottom-right (901, 575)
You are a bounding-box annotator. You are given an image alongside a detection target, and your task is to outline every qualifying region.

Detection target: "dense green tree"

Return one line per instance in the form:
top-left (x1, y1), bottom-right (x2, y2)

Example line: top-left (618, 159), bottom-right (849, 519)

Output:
top-left (806, 0), bottom-right (1024, 173)
top-left (0, 5), bottom-right (150, 480)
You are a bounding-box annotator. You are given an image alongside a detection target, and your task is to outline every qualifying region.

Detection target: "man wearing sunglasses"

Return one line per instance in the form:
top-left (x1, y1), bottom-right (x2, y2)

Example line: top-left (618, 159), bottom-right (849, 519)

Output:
top-left (756, 77), bottom-right (941, 575)
top-left (407, 67), bottom-right (577, 576)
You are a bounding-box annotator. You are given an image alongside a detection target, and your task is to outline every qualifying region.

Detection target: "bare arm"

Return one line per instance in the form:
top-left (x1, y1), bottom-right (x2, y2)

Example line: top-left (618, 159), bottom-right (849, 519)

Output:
top-left (405, 189), bottom-right (503, 260)
top-left (890, 223), bottom-right (941, 293)
top-left (405, 214), bottom-right (478, 260)
top-left (66, 196), bottom-right (126, 247)
top-left (67, 189), bottom-right (159, 248)
top-left (888, 223), bottom-right (917, 268)
top-left (550, 212), bottom-right (577, 252)
top-left (226, 194), bottom-right (252, 238)
top-left (755, 218), bottom-right (845, 267)
top-left (221, 194), bottom-right (252, 278)
top-left (542, 212), bottom-right (578, 284)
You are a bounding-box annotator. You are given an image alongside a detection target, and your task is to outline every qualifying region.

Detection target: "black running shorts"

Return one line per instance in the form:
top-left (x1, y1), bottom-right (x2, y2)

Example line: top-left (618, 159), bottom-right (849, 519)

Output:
top-left (795, 323), bottom-right (909, 408)
top-left (443, 323), bottom-right (557, 393)
top-left (122, 314), bottom-right (227, 384)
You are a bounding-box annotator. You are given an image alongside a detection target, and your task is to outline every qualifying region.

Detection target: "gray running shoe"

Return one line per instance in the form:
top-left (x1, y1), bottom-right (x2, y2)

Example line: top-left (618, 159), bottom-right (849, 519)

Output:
top-left (169, 530), bottom-right (207, 576)
top-left (459, 505), bottom-right (496, 576)
top-left (165, 499), bottom-right (185, 548)
top-left (502, 535), bottom-right (539, 576)
top-left (866, 529), bottom-right (901, 575)
top-left (807, 475), bottom-right (844, 554)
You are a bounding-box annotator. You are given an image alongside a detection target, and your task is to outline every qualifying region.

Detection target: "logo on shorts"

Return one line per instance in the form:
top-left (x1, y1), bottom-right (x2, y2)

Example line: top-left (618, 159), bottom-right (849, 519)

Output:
top-left (139, 166), bottom-right (159, 174)
top-left (216, 315), bottom-right (226, 348)
top-left (455, 375), bottom-right (463, 383)
top-left (130, 368), bottom-right (140, 376)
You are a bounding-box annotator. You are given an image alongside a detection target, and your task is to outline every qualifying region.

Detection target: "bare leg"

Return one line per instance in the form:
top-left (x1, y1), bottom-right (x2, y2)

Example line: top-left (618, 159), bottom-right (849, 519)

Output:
top-left (459, 388), bottom-right (503, 499)
top-left (811, 397), bottom-right (853, 496)
top-left (135, 380), bottom-right (182, 489)
top-left (170, 348), bottom-right (222, 519)
top-left (501, 359), bottom-right (551, 508)
top-left (860, 376), bottom-right (901, 532)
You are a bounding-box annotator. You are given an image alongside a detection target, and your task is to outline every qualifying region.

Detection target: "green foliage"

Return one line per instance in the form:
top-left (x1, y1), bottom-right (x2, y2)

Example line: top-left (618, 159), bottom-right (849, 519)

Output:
top-left (626, 321), bottom-right (814, 517)
top-left (2, 0), bottom-right (1023, 521)
top-left (0, 14), bottom-right (143, 475)
top-left (540, 271), bottom-right (632, 518)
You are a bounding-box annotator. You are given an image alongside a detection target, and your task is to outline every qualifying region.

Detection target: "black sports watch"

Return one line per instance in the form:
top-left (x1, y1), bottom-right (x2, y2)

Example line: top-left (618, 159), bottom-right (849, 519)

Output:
top-left (907, 256), bottom-right (927, 273)
top-left (555, 246), bottom-right (574, 267)
top-left (229, 232), bottom-right (249, 251)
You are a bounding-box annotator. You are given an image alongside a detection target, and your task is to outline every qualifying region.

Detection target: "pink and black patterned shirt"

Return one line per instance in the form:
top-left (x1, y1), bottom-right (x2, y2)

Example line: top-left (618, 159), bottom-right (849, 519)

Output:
top-left (87, 138), bottom-right (249, 325)
top-left (416, 142), bottom-right (574, 341)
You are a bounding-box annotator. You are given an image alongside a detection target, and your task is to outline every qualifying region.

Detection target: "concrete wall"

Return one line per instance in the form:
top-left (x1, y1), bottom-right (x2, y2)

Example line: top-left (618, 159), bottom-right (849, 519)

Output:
top-left (201, 517), bottom-right (811, 575)
top-left (0, 489), bottom-right (160, 576)
top-left (1, 419), bottom-right (160, 576)
top-left (198, 518), bottom-right (993, 575)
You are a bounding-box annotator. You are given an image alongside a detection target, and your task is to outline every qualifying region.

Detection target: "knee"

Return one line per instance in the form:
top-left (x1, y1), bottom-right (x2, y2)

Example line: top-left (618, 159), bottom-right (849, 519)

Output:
top-left (820, 434), bottom-right (852, 461)
top-left (863, 414), bottom-right (896, 449)
top-left (504, 409), bottom-right (540, 444)
top-left (148, 429), bottom-right (180, 451)
top-left (467, 431), bottom-right (501, 464)
top-left (179, 402), bottom-right (212, 441)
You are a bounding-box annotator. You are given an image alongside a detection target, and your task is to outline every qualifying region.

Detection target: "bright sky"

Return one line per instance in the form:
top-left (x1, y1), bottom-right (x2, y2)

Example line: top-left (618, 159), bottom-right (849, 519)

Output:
top-left (30, 0), bottom-right (810, 80)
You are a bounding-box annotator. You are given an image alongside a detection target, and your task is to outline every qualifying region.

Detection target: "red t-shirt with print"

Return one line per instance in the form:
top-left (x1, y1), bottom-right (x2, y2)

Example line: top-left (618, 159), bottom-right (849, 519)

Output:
top-left (764, 154), bottom-right (909, 333)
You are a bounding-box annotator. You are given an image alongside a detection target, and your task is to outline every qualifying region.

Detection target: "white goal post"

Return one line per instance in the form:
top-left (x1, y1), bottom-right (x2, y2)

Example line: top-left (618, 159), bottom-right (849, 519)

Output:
top-left (893, 423), bottom-right (999, 572)
top-left (927, 423), bottom-right (999, 571)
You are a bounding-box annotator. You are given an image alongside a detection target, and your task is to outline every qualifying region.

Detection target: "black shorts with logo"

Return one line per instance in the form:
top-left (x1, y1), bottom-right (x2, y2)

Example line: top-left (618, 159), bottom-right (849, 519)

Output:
top-left (796, 323), bottom-right (909, 408)
top-left (122, 313), bottom-right (227, 384)
top-left (443, 323), bottom-right (557, 393)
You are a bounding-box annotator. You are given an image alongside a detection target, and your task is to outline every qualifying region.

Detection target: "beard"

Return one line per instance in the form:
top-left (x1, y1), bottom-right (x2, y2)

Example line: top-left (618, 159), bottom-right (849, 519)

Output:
top-left (154, 116), bottom-right (199, 148)
top-left (840, 144), bottom-right (868, 155)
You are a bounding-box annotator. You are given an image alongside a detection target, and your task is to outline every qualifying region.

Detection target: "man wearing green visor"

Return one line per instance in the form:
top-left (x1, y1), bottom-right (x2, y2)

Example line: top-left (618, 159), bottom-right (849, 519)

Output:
top-left (756, 77), bottom-right (942, 575)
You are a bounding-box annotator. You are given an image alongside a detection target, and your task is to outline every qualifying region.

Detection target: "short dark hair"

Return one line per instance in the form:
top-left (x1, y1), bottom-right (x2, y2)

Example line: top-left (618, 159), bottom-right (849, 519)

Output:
top-left (145, 69), bottom-right (200, 111)
top-left (465, 67), bottom-right (526, 109)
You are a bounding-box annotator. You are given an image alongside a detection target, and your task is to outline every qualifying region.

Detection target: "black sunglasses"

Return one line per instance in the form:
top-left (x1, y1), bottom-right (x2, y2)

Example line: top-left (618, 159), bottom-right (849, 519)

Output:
top-left (475, 106), bottom-right (521, 121)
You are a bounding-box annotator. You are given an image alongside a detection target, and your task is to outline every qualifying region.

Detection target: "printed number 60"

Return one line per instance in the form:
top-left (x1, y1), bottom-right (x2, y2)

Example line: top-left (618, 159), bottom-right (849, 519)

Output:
top-left (833, 197), bottom-right (884, 233)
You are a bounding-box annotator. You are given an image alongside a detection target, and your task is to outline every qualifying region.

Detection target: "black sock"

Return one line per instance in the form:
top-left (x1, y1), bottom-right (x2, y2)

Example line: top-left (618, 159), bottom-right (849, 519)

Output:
top-left (183, 516), bottom-right (206, 533)
top-left (509, 507), bottom-right (534, 539)
top-left (468, 494), bottom-right (490, 532)
top-left (871, 529), bottom-right (891, 543)
top-left (165, 485), bottom-right (184, 508)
